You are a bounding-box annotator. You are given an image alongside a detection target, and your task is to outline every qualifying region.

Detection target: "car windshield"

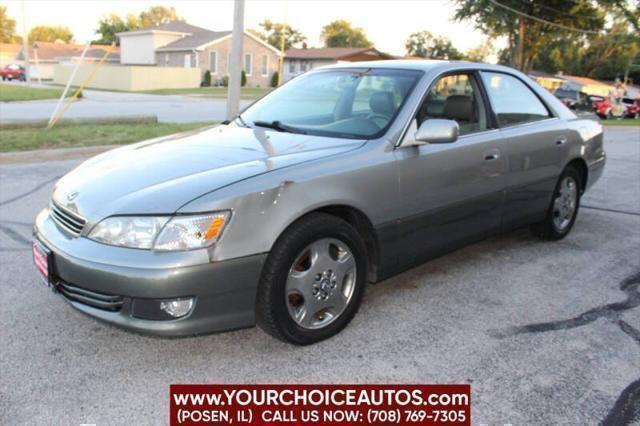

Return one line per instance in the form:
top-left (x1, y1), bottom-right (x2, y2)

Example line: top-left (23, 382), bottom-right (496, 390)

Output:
top-left (240, 68), bottom-right (422, 139)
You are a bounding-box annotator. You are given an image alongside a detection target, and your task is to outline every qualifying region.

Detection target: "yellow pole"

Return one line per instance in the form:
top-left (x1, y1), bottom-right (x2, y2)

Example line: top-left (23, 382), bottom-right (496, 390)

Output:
top-left (48, 43), bottom-right (115, 129)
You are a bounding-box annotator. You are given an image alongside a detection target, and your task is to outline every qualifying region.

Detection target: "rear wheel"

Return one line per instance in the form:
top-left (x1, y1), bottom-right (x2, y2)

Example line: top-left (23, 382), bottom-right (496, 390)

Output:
top-left (256, 213), bottom-right (367, 345)
top-left (531, 166), bottom-right (581, 240)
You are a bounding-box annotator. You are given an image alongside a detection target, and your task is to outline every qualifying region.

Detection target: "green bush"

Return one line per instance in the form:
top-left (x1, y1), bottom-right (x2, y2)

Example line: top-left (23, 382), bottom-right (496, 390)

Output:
top-left (241, 70), bottom-right (247, 87)
top-left (270, 72), bottom-right (279, 87)
top-left (202, 70), bottom-right (211, 87)
top-left (222, 75), bottom-right (229, 87)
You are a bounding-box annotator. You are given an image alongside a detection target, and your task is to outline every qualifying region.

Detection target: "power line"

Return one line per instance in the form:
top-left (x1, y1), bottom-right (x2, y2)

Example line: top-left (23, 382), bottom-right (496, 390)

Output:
top-left (514, 0), bottom-right (602, 21)
top-left (489, 0), bottom-right (601, 34)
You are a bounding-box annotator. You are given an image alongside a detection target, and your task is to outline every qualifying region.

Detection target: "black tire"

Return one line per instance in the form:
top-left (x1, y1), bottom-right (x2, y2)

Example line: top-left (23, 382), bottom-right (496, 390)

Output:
top-left (531, 165), bottom-right (582, 240)
top-left (256, 213), bottom-right (368, 345)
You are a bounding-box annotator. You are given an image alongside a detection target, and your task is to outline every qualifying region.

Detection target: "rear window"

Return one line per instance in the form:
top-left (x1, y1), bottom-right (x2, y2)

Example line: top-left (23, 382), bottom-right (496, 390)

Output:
top-left (481, 72), bottom-right (551, 127)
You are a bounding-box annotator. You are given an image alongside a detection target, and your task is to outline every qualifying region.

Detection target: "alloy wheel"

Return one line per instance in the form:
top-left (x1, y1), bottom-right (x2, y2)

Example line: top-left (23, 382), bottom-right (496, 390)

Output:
top-left (552, 176), bottom-right (578, 232)
top-left (285, 238), bottom-right (357, 329)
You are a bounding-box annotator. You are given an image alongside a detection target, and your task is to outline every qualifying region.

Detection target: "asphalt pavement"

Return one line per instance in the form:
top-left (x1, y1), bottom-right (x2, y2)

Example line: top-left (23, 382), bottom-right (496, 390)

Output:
top-left (0, 127), bottom-right (639, 424)
top-left (0, 88), bottom-right (252, 123)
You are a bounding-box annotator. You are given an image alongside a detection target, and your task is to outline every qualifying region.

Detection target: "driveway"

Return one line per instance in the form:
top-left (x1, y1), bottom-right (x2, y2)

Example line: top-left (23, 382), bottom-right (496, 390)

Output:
top-left (0, 127), bottom-right (638, 424)
top-left (0, 88), bottom-right (253, 123)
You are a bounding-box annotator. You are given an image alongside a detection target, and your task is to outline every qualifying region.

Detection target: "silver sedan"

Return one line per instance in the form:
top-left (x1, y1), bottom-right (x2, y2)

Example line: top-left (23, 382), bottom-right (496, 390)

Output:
top-left (33, 60), bottom-right (605, 344)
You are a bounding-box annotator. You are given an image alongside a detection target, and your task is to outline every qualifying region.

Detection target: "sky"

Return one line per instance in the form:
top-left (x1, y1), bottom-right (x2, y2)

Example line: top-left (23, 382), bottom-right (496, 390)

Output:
top-left (1, 0), bottom-right (502, 58)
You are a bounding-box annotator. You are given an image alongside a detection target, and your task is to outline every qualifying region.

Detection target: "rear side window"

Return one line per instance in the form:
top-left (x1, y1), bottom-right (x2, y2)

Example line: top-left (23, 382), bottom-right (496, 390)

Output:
top-left (481, 72), bottom-right (550, 127)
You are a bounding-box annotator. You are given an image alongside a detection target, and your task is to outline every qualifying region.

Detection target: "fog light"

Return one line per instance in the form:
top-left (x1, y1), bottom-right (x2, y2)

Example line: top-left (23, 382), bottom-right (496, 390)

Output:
top-left (160, 298), bottom-right (194, 318)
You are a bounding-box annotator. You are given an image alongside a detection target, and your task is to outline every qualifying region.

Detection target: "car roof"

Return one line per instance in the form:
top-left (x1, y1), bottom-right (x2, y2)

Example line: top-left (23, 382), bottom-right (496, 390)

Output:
top-left (320, 59), bottom-right (517, 74)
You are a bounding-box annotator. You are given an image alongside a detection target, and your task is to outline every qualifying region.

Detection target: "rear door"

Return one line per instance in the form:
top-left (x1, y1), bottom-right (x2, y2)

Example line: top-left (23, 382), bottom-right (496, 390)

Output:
top-left (394, 71), bottom-right (507, 269)
top-left (479, 71), bottom-right (568, 230)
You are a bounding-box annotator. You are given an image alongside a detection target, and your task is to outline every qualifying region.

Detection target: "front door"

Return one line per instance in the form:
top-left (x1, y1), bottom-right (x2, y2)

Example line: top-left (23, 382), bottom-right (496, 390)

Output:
top-left (394, 72), bottom-right (507, 269)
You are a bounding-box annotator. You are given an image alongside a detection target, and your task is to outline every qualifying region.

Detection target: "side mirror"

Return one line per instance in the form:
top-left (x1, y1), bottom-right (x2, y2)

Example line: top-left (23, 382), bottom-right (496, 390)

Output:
top-left (412, 119), bottom-right (459, 145)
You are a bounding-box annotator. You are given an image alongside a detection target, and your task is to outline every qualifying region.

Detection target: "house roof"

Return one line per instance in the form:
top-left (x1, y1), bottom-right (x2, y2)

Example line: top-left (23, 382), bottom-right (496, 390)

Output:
top-left (13, 42), bottom-right (119, 62)
top-left (561, 74), bottom-right (612, 88)
top-left (119, 21), bottom-right (209, 36)
top-left (285, 47), bottom-right (390, 60)
top-left (156, 30), bottom-right (232, 51)
top-left (528, 70), bottom-right (566, 80)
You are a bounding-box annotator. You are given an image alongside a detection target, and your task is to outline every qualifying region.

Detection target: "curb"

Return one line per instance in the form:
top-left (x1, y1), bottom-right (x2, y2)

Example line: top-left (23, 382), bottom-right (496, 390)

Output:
top-left (0, 145), bottom-right (119, 165)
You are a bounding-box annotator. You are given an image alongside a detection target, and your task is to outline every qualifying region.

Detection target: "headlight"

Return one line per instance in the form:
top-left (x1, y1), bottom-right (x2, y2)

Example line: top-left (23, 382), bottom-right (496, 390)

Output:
top-left (88, 211), bottom-right (230, 251)
top-left (154, 212), bottom-right (230, 251)
top-left (88, 216), bottom-right (168, 249)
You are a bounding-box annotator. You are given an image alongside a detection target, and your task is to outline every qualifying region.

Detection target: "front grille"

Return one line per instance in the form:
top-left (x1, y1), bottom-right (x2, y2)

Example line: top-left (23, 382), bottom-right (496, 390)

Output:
top-left (56, 281), bottom-right (124, 312)
top-left (50, 202), bottom-right (86, 237)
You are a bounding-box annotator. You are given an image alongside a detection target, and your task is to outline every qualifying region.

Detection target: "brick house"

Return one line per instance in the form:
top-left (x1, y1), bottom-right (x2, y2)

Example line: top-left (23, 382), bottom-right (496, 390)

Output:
top-left (283, 47), bottom-right (394, 81)
top-left (117, 21), bottom-right (281, 87)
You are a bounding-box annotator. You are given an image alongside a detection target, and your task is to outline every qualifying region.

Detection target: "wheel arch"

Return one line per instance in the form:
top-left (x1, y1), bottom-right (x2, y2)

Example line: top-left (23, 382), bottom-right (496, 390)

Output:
top-left (273, 204), bottom-right (381, 283)
top-left (566, 158), bottom-right (588, 194)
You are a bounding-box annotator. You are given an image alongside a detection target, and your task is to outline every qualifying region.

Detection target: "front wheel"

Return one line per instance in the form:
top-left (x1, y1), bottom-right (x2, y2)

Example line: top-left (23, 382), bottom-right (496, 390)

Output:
top-left (256, 213), bottom-right (367, 345)
top-left (531, 166), bottom-right (581, 240)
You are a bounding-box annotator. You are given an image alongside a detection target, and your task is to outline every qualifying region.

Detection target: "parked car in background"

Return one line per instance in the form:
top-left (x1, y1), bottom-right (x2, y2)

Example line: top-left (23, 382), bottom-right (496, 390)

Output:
top-left (594, 97), bottom-right (626, 119)
top-left (0, 64), bottom-right (26, 81)
top-left (622, 97), bottom-right (640, 119)
top-left (33, 61), bottom-right (605, 345)
top-left (553, 88), bottom-right (593, 113)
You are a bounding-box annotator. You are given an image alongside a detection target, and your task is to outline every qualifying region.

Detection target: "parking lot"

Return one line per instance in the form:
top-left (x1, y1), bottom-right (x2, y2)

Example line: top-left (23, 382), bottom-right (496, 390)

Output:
top-left (0, 126), bottom-right (638, 424)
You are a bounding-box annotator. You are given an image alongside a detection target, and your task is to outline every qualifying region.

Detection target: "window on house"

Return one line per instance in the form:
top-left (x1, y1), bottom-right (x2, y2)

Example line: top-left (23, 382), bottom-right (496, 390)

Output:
top-left (209, 51), bottom-right (217, 74)
top-left (289, 60), bottom-right (296, 73)
top-left (164, 53), bottom-right (169, 65)
top-left (261, 55), bottom-right (268, 76)
top-left (244, 53), bottom-right (252, 76)
top-left (300, 61), bottom-right (308, 72)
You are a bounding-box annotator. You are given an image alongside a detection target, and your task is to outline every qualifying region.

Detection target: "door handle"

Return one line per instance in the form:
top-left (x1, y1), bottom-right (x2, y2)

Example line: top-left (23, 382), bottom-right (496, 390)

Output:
top-left (484, 150), bottom-right (500, 161)
top-left (556, 137), bottom-right (567, 145)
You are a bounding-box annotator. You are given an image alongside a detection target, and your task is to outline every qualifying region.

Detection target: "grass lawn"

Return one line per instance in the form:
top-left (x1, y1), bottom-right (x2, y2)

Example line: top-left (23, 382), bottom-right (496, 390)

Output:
top-left (601, 118), bottom-right (640, 127)
top-left (0, 121), bottom-right (215, 152)
top-left (141, 86), bottom-right (272, 99)
top-left (0, 83), bottom-right (67, 102)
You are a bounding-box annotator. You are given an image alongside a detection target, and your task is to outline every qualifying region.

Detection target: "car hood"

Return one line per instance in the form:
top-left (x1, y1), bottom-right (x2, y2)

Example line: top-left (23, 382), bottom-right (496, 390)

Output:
top-left (52, 125), bottom-right (365, 221)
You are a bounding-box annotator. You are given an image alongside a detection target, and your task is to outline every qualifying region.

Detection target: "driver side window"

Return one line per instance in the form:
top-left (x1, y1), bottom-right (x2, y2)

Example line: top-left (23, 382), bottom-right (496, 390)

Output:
top-left (417, 73), bottom-right (487, 136)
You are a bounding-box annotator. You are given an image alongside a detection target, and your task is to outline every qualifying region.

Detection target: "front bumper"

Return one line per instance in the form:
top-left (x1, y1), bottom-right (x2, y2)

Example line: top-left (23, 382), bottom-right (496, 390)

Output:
top-left (33, 209), bottom-right (267, 336)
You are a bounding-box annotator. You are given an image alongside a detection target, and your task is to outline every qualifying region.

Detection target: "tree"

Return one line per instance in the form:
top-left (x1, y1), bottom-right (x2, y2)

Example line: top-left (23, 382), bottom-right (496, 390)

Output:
top-left (138, 6), bottom-right (181, 28)
top-left (464, 41), bottom-right (493, 62)
top-left (0, 6), bottom-right (19, 43)
top-left (94, 14), bottom-right (139, 44)
top-left (532, 19), bottom-right (640, 82)
top-left (252, 19), bottom-right (306, 50)
top-left (320, 20), bottom-right (372, 48)
top-left (28, 25), bottom-right (73, 43)
top-left (405, 31), bottom-right (463, 60)
top-left (452, 0), bottom-right (605, 71)
top-left (94, 6), bottom-right (181, 45)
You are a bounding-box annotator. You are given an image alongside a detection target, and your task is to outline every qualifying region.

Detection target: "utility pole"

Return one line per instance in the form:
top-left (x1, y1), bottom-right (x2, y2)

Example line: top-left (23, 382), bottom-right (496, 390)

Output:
top-left (517, 19), bottom-right (526, 71)
top-left (20, 0), bottom-right (30, 85)
top-left (277, 26), bottom-right (285, 86)
top-left (226, 0), bottom-right (245, 121)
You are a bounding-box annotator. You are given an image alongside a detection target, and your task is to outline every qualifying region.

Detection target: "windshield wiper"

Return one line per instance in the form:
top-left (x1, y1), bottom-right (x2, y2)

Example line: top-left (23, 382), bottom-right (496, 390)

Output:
top-left (236, 114), bottom-right (250, 128)
top-left (253, 120), bottom-right (307, 134)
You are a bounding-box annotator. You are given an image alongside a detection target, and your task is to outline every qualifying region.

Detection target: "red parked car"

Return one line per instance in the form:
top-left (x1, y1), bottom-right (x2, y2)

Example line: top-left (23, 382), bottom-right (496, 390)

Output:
top-left (595, 97), bottom-right (627, 119)
top-left (622, 97), bottom-right (640, 119)
top-left (0, 64), bottom-right (26, 81)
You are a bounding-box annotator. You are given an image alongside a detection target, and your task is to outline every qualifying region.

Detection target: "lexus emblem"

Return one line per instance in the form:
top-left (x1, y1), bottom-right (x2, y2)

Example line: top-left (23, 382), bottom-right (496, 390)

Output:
top-left (67, 191), bottom-right (79, 201)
